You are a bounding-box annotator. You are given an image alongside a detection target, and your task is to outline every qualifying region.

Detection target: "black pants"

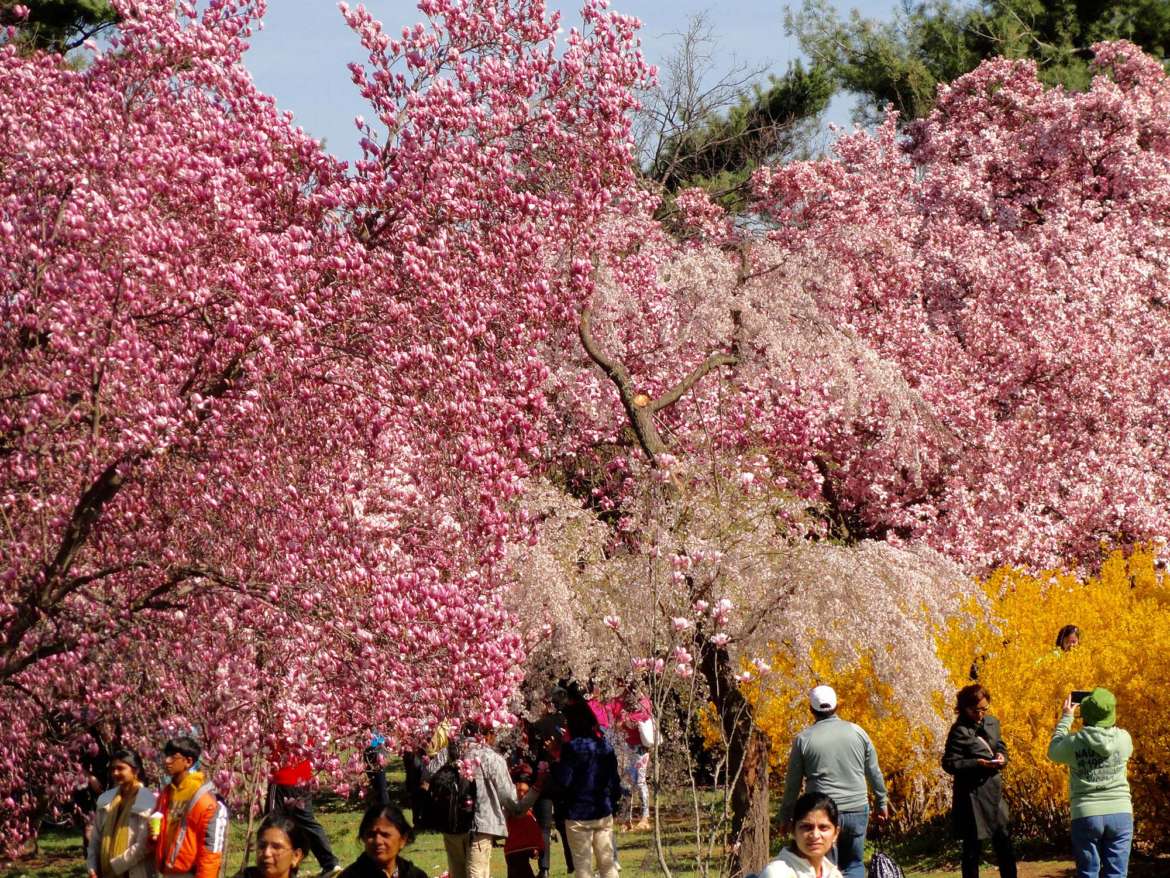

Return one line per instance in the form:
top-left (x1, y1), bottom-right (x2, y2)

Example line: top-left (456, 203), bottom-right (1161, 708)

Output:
top-left (962, 826), bottom-right (1017, 878)
top-left (534, 797), bottom-right (572, 874)
top-left (366, 766), bottom-right (389, 807)
top-left (267, 783), bottom-right (339, 871)
top-left (506, 851), bottom-right (537, 878)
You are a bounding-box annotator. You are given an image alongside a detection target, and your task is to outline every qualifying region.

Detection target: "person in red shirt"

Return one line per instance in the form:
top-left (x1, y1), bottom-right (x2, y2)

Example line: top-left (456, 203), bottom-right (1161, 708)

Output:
top-left (267, 749), bottom-right (341, 878)
top-left (505, 768), bottom-right (545, 878)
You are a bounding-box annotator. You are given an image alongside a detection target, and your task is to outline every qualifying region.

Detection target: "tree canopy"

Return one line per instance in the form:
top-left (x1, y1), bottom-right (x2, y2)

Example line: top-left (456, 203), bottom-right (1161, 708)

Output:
top-left (0, 0), bottom-right (118, 52)
top-left (647, 61), bottom-right (834, 199)
top-left (0, 0), bottom-right (648, 850)
top-left (632, 13), bottom-right (834, 212)
top-left (789, 0), bottom-right (1170, 124)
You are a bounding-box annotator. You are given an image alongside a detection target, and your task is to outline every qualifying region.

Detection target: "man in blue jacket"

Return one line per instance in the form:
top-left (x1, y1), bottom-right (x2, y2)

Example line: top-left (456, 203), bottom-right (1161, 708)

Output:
top-left (552, 696), bottom-right (622, 878)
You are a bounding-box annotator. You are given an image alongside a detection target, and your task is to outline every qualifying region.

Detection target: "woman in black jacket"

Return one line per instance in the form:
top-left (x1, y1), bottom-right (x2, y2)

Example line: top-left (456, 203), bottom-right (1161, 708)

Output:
top-left (942, 684), bottom-right (1017, 878)
top-left (338, 805), bottom-right (427, 878)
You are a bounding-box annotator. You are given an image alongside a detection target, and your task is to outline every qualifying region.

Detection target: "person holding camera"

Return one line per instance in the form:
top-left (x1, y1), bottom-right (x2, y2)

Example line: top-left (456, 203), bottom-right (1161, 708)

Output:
top-left (942, 684), bottom-right (1017, 878)
top-left (1048, 688), bottom-right (1133, 878)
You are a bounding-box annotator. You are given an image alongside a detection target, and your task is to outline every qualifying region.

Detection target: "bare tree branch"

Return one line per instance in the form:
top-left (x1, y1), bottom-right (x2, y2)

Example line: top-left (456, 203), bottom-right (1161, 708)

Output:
top-left (651, 353), bottom-right (738, 412)
top-left (579, 307), bottom-right (669, 460)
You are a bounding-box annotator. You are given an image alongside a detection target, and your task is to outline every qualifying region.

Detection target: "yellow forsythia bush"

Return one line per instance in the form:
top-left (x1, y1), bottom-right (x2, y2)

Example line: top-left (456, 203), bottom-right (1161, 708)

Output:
top-left (749, 647), bottom-right (951, 827)
top-left (738, 547), bottom-right (1169, 848)
top-left (937, 547), bottom-right (1170, 847)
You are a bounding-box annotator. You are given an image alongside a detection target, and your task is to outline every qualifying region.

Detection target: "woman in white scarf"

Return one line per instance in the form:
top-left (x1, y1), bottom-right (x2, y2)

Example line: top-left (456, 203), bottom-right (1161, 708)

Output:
top-left (87, 748), bottom-right (158, 878)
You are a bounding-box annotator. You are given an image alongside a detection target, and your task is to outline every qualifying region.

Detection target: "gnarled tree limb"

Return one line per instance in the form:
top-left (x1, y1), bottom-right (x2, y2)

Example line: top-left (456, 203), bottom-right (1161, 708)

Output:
top-left (579, 306), bottom-right (739, 464)
top-left (651, 352), bottom-right (738, 412)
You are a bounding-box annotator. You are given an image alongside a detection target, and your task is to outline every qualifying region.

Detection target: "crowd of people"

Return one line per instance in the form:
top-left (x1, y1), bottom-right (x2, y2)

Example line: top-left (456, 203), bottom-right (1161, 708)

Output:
top-left (81, 679), bottom-right (651, 878)
top-left (398, 678), bottom-right (653, 878)
top-left (81, 625), bottom-right (1134, 878)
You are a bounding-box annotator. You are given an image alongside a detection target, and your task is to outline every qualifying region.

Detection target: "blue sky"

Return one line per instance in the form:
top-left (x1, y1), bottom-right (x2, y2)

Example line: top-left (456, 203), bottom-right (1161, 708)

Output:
top-left (243, 1), bottom-right (900, 164)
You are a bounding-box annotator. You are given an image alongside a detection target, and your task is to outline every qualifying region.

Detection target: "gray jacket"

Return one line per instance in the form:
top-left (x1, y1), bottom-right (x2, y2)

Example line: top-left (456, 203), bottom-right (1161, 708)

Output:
top-left (779, 715), bottom-right (888, 820)
top-left (470, 744), bottom-right (539, 837)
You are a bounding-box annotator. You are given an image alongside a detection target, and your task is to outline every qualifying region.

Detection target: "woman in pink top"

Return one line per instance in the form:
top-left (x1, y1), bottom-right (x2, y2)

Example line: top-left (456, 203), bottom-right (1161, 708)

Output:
top-left (614, 689), bottom-right (652, 830)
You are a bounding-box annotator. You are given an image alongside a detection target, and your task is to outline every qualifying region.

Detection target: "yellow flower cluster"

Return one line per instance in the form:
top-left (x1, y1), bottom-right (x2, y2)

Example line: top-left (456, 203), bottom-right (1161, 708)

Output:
top-left (937, 547), bottom-right (1170, 843)
top-left (740, 548), bottom-right (1170, 845)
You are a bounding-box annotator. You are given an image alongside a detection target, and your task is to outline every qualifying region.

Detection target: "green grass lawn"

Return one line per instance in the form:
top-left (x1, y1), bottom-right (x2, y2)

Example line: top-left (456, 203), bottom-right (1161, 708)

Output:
top-left (1, 800), bottom-right (715, 878)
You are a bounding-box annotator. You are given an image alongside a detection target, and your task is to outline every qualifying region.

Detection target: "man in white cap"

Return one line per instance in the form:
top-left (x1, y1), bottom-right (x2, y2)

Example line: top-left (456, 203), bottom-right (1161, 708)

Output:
top-left (776, 685), bottom-right (889, 878)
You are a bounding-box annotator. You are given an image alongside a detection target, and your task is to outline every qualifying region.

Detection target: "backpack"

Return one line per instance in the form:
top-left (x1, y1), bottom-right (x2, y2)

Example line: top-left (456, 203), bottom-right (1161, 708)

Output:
top-left (425, 762), bottom-right (476, 834)
top-left (867, 850), bottom-right (905, 878)
top-left (210, 794), bottom-right (230, 878)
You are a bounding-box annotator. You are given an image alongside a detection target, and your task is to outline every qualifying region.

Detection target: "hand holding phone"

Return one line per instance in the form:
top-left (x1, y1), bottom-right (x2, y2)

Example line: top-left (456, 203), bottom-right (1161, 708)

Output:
top-left (1071, 690), bottom-right (1091, 704)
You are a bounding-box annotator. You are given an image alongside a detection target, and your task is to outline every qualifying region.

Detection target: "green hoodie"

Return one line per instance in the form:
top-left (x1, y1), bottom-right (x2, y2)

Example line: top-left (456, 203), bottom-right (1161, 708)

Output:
top-left (1047, 714), bottom-right (1133, 819)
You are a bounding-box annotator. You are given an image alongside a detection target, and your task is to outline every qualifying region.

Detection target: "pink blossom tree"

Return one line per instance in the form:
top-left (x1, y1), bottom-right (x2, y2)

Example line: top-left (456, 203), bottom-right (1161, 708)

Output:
top-left (751, 41), bottom-right (1170, 569)
top-left (0, 0), bottom-right (648, 849)
top-left (513, 222), bottom-right (975, 874)
top-left (510, 39), bottom-right (1170, 875)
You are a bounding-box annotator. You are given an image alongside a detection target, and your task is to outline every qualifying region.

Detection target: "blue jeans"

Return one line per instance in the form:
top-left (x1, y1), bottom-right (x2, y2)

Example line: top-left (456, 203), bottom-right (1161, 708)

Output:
top-left (830, 807), bottom-right (869, 878)
top-left (1070, 813), bottom-right (1132, 878)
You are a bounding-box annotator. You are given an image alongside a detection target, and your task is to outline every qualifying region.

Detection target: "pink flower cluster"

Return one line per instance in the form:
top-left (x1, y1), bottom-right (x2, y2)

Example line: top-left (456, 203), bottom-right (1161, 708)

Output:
top-left (0, 0), bottom-right (648, 850)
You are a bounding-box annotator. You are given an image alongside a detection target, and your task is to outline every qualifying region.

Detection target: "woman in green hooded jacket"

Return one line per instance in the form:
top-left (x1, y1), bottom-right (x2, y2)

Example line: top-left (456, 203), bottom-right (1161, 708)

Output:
top-left (1047, 688), bottom-right (1133, 878)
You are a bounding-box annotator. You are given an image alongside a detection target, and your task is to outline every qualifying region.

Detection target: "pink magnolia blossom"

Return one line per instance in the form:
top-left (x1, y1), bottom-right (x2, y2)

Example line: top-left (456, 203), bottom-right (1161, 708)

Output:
top-left (0, 0), bottom-right (648, 849)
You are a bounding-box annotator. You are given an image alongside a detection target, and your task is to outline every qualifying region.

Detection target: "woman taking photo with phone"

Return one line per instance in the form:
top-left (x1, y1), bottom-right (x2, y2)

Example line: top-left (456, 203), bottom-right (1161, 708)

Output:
top-left (86, 748), bottom-right (157, 878)
top-left (759, 792), bottom-right (842, 878)
top-left (1048, 688), bottom-right (1133, 878)
top-left (942, 684), bottom-right (1017, 878)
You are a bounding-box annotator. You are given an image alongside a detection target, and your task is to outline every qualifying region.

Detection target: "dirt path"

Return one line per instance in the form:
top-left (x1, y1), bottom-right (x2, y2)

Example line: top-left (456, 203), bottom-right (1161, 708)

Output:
top-left (911, 860), bottom-right (1165, 877)
top-left (912, 864), bottom-right (1070, 877)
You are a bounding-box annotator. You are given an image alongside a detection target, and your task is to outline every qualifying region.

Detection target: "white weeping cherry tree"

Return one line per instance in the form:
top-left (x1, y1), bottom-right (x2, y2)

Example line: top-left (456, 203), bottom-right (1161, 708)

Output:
top-left (506, 231), bottom-right (976, 876)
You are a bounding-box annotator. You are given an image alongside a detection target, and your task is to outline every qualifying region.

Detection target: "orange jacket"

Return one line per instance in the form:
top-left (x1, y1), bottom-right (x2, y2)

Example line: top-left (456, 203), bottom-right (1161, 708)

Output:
top-left (155, 781), bottom-right (227, 878)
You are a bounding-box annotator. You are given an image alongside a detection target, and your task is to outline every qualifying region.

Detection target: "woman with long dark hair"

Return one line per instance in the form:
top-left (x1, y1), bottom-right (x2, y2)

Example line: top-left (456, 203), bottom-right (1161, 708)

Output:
top-left (86, 748), bottom-right (157, 878)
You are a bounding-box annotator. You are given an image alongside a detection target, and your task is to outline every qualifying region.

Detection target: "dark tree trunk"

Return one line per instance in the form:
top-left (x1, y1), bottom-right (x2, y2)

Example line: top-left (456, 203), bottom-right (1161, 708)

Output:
top-left (697, 631), bottom-right (770, 877)
top-left (731, 729), bottom-right (771, 874)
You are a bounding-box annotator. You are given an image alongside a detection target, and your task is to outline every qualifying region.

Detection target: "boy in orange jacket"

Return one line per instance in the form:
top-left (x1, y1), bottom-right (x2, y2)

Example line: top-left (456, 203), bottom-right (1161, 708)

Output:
top-left (153, 737), bottom-right (227, 878)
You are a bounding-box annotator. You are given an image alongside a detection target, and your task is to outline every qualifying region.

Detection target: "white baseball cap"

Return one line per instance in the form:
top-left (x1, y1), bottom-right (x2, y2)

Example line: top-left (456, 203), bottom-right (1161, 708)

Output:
top-left (809, 685), bottom-right (837, 712)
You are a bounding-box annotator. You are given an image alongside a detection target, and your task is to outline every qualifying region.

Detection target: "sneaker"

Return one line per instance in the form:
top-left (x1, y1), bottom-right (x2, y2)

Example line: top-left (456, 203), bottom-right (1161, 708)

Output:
top-left (318, 867), bottom-right (343, 878)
